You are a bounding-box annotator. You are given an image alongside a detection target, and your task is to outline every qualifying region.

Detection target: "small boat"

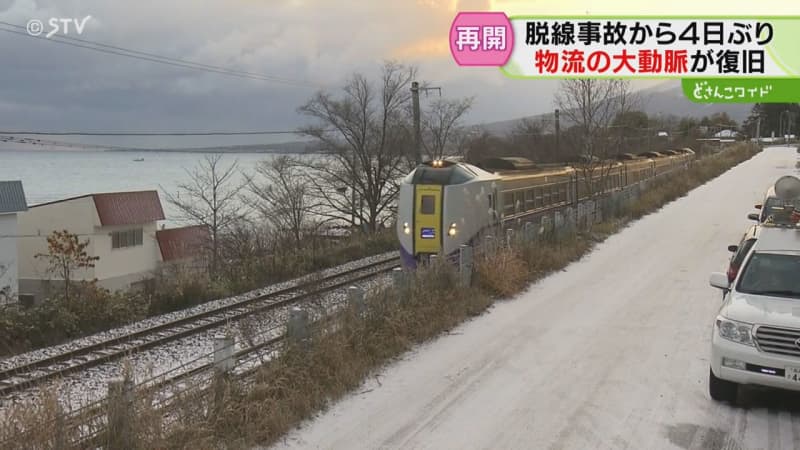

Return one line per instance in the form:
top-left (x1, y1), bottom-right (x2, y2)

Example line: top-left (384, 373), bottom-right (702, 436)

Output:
top-left (133, 158), bottom-right (144, 162)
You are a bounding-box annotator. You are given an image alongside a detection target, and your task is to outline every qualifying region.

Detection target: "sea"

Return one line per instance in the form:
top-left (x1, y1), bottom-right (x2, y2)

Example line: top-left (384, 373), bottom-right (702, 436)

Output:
top-left (0, 150), bottom-right (288, 226)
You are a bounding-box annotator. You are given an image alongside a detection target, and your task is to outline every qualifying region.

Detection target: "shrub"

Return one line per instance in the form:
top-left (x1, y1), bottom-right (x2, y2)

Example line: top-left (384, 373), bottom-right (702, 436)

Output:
top-left (475, 250), bottom-right (529, 297)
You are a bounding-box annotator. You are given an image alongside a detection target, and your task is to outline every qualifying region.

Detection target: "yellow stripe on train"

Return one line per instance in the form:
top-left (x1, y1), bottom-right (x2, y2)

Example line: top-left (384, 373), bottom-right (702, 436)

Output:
top-left (414, 184), bottom-right (442, 254)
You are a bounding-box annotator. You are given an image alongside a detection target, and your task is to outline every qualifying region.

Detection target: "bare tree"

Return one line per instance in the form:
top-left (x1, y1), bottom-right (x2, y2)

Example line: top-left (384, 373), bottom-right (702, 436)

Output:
top-left (555, 79), bottom-right (638, 195)
top-left (34, 230), bottom-right (99, 304)
top-left (463, 130), bottom-right (511, 163)
top-left (245, 155), bottom-right (316, 249)
top-left (420, 97), bottom-right (474, 160)
top-left (297, 61), bottom-right (415, 232)
top-left (508, 117), bottom-right (555, 161)
top-left (216, 219), bottom-right (272, 287)
top-left (164, 154), bottom-right (245, 278)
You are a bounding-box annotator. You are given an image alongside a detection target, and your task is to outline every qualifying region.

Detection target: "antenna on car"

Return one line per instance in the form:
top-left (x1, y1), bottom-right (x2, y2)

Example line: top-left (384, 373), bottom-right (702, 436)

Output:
top-left (775, 175), bottom-right (800, 200)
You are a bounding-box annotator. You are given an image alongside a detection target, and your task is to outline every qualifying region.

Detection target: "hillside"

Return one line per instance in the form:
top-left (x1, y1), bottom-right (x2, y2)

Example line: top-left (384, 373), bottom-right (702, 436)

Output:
top-left (477, 81), bottom-right (752, 136)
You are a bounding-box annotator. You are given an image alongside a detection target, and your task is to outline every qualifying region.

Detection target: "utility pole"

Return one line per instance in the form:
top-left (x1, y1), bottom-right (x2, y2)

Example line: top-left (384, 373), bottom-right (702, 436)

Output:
top-left (784, 109), bottom-right (790, 140)
top-left (411, 81), bottom-right (441, 164)
top-left (351, 187), bottom-right (356, 227)
top-left (554, 109), bottom-right (560, 155)
top-left (412, 82), bottom-right (421, 164)
top-left (756, 116), bottom-right (761, 142)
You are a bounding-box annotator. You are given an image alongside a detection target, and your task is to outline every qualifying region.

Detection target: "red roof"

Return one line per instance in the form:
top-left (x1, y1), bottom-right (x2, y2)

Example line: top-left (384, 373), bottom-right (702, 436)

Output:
top-left (32, 190), bottom-right (165, 226)
top-left (156, 225), bottom-right (210, 262)
top-left (93, 191), bottom-right (165, 226)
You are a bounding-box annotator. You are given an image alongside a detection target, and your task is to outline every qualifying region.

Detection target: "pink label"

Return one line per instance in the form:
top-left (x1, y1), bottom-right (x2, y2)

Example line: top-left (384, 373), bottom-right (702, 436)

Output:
top-left (449, 12), bottom-right (514, 66)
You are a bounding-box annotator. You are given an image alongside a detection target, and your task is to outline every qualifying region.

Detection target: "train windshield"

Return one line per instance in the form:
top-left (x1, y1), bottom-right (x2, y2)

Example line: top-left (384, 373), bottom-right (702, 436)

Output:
top-left (405, 165), bottom-right (475, 185)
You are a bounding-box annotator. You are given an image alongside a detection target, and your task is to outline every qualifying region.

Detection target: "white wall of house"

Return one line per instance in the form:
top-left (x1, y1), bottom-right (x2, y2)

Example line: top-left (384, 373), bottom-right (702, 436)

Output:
top-left (17, 197), bottom-right (98, 285)
top-left (0, 213), bottom-right (19, 300)
top-left (92, 222), bottom-right (161, 289)
top-left (17, 195), bottom-right (164, 298)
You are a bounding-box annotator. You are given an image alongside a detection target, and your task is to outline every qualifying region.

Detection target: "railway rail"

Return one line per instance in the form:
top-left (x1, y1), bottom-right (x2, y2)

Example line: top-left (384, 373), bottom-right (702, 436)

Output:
top-left (0, 255), bottom-right (399, 397)
top-left (0, 328), bottom-right (292, 449)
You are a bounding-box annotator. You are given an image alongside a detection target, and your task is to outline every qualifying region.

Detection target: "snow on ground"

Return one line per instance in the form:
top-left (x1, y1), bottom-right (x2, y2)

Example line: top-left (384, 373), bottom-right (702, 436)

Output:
top-left (0, 253), bottom-right (395, 412)
top-left (0, 251), bottom-right (396, 372)
top-left (270, 147), bottom-right (800, 450)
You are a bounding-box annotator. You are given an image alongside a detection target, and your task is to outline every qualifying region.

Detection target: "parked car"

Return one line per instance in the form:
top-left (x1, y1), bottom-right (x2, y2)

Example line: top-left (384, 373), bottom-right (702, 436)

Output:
top-left (726, 225), bottom-right (759, 283)
top-left (751, 176), bottom-right (800, 223)
top-left (708, 224), bottom-right (800, 402)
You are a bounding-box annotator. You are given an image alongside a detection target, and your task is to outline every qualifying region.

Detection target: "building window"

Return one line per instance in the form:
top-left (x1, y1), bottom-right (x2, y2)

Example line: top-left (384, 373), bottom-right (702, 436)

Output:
top-left (112, 228), bottom-right (144, 249)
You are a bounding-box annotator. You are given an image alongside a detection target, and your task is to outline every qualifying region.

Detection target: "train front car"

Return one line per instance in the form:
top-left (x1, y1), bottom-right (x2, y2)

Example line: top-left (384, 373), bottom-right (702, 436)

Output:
top-left (397, 159), bottom-right (500, 268)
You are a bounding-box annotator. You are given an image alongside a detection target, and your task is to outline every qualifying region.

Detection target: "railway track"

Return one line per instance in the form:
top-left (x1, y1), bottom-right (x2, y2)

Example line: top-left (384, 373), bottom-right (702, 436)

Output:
top-left (0, 331), bottom-right (291, 449)
top-left (0, 256), bottom-right (399, 397)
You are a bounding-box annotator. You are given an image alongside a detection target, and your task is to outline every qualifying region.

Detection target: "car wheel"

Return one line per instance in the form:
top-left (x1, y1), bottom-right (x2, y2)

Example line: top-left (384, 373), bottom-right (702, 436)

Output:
top-left (709, 368), bottom-right (738, 403)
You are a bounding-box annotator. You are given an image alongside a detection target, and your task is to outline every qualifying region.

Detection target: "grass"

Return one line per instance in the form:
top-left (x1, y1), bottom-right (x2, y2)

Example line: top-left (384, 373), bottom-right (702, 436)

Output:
top-left (0, 142), bottom-right (761, 449)
top-left (203, 264), bottom-right (490, 449)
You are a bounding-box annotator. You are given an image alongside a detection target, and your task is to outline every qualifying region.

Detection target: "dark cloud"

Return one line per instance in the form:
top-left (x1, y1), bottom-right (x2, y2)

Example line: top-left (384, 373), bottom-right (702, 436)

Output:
top-left (0, 0), bottom-right (565, 148)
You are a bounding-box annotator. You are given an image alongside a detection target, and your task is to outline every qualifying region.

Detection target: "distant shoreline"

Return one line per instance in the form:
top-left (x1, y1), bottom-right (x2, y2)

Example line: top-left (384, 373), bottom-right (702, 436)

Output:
top-left (106, 148), bottom-right (311, 154)
top-left (0, 139), bottom-right (317, 154)
top-left (0, 148), bottom-right (312, 154)
top-left (0, 143), bottom-right (319, 154)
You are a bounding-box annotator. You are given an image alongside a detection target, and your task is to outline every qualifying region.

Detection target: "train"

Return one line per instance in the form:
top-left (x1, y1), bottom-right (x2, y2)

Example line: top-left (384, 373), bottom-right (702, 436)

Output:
top-left (396, 149), bottom-right (695, 267)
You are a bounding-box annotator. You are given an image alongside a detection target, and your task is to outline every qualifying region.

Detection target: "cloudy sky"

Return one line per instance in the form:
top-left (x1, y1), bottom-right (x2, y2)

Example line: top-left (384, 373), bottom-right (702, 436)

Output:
top-left (0, 0), bottom-right (797, 148)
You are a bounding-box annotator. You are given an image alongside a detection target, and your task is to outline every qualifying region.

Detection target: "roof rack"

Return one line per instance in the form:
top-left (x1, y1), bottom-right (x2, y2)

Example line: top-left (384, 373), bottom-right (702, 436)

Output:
top-left (762, 221), bottom-right (800, 229)
top-left (763, 205), bottom-right (800, 228)
top-left (478, 157), bottom-right (536, 171)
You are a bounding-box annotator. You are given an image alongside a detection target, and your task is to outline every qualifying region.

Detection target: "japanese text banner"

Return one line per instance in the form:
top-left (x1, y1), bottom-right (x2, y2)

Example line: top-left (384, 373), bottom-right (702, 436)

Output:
top-left (450, 12), bottom-right (800, 78)
top-left (449, 14), bottom-right (800, 102)
top-left (500, 18), bottom-right (797, 78)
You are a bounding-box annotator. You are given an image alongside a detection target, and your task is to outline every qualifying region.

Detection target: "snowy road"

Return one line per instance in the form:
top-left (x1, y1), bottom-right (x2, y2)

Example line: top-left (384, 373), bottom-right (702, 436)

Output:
top-left (271, 147), bottom-right (800, 450)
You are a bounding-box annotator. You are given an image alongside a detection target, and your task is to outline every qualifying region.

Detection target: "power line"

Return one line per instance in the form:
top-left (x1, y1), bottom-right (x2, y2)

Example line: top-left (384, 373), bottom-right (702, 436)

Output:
top-left (0, 21), bottom-right (309, 85)
top-left (0, 21), bottom-right (324, 88)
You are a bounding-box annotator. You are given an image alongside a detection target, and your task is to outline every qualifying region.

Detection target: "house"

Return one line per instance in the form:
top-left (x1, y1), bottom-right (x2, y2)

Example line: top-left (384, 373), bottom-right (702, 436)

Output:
top-left (713, 129), bottom-right (739, 139)
top-left (0, 181), bottom-right (28, 302)
top-left (17, 190), bottom-right (165, 301)
top-left (156, 224), bottom-right (210, 272)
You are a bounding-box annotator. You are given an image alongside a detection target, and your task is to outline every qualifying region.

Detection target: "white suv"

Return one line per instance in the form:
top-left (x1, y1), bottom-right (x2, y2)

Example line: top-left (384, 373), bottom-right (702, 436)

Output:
top-left (708, 225), bottom-right (800, 402)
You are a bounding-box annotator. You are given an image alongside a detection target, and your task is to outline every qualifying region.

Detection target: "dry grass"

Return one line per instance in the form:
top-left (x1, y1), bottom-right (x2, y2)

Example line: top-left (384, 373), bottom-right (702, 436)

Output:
top-left (0, 389), bottom-right (70, 450)
top-left (626, 144), bottom-right (759, 220)
top-left (475, 249), bottom-right (529, 296)
top-left (518, 236), bottom-right (594, 279)
top-left (155, 261), bottom-right (491, 449)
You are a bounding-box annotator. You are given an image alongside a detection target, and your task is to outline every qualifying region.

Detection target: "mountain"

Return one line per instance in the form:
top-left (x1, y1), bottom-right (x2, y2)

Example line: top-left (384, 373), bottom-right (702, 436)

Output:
top-left (637, 82), bottom-right (751, 123)
top-left (476, 81), bottom-right (752, 136)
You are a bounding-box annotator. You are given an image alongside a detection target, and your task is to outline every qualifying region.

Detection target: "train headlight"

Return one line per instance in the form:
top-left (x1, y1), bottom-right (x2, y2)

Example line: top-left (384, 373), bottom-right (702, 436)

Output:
top-left (448, 222), bottom-right (457, 236)
top-left (403, 222), bottom-right (411, 235)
